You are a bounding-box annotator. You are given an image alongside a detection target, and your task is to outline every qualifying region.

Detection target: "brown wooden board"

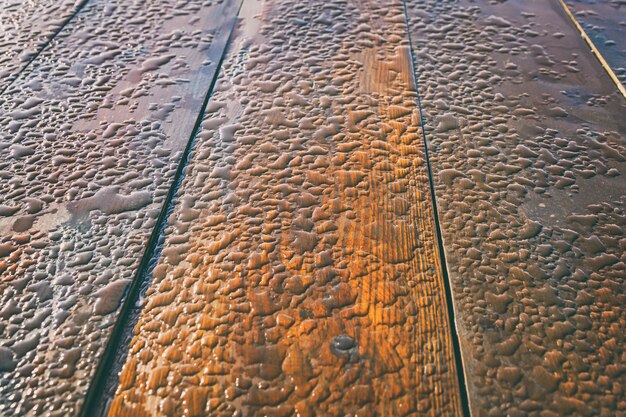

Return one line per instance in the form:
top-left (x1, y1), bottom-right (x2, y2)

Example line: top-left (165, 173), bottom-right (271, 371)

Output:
top-left (405, 0), bottom-right (626, 415)
top-left (107, 0), bottom-right (464, 416)
top-left (0, 0), bottom-right (241, 415)
top-left (0, 0), bottom-right (85, 92)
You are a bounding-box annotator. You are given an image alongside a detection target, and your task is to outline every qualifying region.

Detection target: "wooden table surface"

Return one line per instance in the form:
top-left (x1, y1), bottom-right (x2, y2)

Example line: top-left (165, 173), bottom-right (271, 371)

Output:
top-left (0, 0), bottom-right (624, 416)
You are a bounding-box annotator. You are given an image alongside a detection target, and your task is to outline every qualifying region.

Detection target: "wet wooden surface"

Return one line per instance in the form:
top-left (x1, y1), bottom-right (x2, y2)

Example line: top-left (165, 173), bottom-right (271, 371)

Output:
top-left (565, 0), bottom-right (626, 86)
top-left (1, 0), bottom-right (626, 416)
top-left (0, 0), bottom-right (85, 92)
top-left (107, 0), bottom-right (463, 416)
top-left (0, 0), bottom-right (240, 415)
top-left (405, 0), bottom-right (626, 415)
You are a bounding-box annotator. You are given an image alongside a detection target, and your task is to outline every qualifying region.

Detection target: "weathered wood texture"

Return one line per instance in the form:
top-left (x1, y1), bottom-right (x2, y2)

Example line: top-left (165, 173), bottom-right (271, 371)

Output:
top-left (0, 0), bottom-right (240, 415)
top-left (0, 0), bottom-right (84, 92)
top-left (406, 0), bottom-right (626, 416)
top-left (108, 0), bottom-right (464, 416)
top-left (565, 0), bottom-right (626, 86)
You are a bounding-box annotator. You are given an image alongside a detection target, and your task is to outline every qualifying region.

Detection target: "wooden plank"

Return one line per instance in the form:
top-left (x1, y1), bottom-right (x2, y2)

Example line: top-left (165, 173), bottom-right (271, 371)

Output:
top-left (564, 0), bottom-right (626, 89)
top-left (0, 0), bottom-right (85, 92)
top-left (0, 0), bottom-right (241, 415)
top-left (108, 0), bottom-right (464, 416)
top-left (405, 0), bottom-right (626, 416)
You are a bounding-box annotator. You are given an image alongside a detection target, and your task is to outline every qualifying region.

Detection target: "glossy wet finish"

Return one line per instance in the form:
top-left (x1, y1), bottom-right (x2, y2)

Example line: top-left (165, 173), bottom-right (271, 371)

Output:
top-left (107, 0), bottom-right (463, 416)
top-left (0, 0), bottom-right (85, 92)
top-left (565, 0), bottom-right (626, 86)
top-left (405, 0), bottom-right (626, 415)
top-left (2, 0), bottom-right (626, 416)
top-left (0, 0), bottom-right (240, 414)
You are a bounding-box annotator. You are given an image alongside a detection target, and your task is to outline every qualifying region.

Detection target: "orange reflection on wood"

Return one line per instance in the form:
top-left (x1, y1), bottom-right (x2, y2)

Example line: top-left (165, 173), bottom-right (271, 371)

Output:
top-left (108, 0), bottom-right (463, 416)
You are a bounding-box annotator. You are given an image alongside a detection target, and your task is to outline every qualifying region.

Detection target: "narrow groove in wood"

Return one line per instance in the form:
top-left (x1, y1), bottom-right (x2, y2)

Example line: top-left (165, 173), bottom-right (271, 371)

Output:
top-left (557, 0), bottom-right (626, 99)
top-left (404, 1), bottom-right (626, 415)
top-left (0, 0), bottom-right (91, 97)
top-left (107, 0), bottom-right (464, 415)
top-left (78, 6), bottom-right (243, 415)
top-left (0, 0), bottom-right (245, 414)
top-left (400, 2), bottom-right (472, 415)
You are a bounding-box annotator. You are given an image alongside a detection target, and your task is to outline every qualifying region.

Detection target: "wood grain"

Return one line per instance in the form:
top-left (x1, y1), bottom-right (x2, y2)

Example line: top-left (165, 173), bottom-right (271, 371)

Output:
top-left (405, 0), bottom-right (626, 415)
top-left (108, 0), bottom-right (464, 416)
top-left (0, 0), bottom-right (240, 415)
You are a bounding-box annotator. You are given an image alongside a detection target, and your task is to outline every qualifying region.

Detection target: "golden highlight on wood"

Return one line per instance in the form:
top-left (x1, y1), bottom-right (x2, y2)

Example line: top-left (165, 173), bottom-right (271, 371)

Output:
top-left (2, 1), bottom-right (624, 416)
top-left (106, 0), bottom-right (464, 416)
